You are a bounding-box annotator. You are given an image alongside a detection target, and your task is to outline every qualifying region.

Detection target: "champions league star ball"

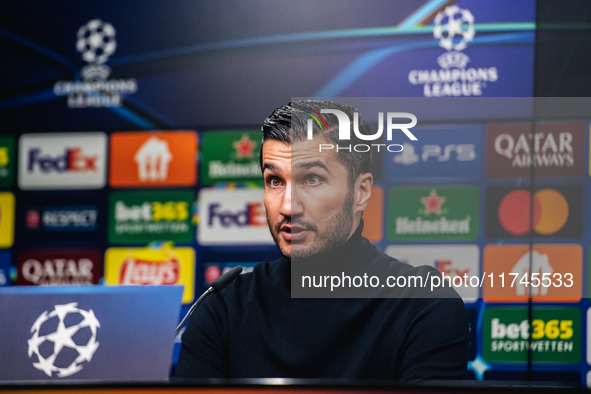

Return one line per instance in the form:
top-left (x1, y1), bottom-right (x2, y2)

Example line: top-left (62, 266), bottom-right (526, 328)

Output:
top-left (433, 6), bottom-right (475, 52)
top-left (27, 303), bottom-right (100, 378)
top-left (76, 19), bottom-right (117, 64)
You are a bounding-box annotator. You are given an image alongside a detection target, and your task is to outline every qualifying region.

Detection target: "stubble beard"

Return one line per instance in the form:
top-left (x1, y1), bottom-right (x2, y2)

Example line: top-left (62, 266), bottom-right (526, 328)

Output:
top-left (267, 191), bottom-right (354, 261)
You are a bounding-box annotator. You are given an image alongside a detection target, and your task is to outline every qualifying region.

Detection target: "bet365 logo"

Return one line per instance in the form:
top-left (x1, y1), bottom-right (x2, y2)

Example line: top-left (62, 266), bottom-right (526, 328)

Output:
top-left (483, 307), bottom-right (580, 364)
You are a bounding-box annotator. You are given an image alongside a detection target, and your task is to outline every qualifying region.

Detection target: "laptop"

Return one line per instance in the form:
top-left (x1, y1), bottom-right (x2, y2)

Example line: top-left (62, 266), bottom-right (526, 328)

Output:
top-left (0, 285), bottom-right (183, 383)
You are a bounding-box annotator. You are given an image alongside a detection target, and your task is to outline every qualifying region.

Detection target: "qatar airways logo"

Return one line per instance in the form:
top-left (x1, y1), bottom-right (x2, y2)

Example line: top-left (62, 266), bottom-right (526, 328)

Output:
top-left (305, 109), bottom-right (417, 153)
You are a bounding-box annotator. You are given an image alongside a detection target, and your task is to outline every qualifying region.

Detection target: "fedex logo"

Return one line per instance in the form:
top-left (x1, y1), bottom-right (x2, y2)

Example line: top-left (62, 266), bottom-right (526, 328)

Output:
top-left (435, 259), bottom-right (471, 277)
top-left (208, 202), bottom-right (266, 227)
top-left (384, 244), bottom-right (479, 302)
top-left (198, 188), bottom-right (273, 245)
top-left (27, 147), bottom-right (97, 173)
top-left (18, 133), bottom-right (106, 190)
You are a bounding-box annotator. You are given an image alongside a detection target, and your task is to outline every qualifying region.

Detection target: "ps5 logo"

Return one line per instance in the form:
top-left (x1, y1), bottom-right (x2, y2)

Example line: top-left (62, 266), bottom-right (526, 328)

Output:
top-left (395, 143), bottom-right (476, 165)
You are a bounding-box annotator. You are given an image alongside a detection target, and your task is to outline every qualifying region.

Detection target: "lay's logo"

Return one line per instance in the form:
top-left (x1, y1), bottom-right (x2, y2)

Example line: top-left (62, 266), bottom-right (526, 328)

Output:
top-left (18, 133), bottom-right (106, 190)
top-left (105, 245), bottom-right (195, 304)
top-left (119, 258), bottom-right (179, 285)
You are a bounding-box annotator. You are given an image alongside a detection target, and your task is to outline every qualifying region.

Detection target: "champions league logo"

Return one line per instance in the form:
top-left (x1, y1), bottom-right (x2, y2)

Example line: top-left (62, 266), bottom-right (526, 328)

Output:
top-left (433, 6), bottom-right (475, 53)
top-left (27, 303), bottom-right (100, 378)
top-left (408, 6), bottom-right (498, 97)
top-left (76, 19), bottom-right (117, 81)
top-left (53, 19), bottom-right (137, 108)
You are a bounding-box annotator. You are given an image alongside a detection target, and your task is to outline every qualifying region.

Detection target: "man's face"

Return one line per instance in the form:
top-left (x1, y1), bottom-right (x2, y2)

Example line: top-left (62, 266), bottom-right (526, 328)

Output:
top-left (261, 138), bottom-right (356, 259)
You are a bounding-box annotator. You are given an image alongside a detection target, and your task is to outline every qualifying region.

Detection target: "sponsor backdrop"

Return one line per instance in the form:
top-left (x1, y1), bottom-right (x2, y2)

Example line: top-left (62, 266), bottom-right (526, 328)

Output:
top-left (2, 0), bottom-right (590, 388)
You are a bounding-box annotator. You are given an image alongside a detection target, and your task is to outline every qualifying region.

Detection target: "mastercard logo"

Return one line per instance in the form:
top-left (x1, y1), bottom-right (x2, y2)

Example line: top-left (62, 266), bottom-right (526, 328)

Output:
top-left (498, 189), bottom-right (568, 235)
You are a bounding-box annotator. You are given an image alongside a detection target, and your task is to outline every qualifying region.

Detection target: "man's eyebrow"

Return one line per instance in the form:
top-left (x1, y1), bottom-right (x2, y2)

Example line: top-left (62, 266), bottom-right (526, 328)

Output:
top-left (262, 163), bottom-right (277, 172)
top-left (296, 161), bottom-right (329, 172)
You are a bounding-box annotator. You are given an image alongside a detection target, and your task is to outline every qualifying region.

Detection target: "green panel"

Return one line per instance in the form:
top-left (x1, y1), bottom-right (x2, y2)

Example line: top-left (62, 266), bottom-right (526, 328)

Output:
top-left (482, 307), bottom-right (581, 364)
top-left (200, 131), bottom-right (262, 184)
top-left (0, 137), bottom-right (15, 188)
top-left (387, 185), bottom-right (479, 240)
top-left (108, 190), bottom-right (194, 244)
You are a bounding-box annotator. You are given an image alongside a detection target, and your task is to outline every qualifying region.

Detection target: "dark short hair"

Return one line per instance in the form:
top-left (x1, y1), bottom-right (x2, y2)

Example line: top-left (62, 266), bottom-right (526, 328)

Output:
top-left (260, 100), bottom-right (372, 186)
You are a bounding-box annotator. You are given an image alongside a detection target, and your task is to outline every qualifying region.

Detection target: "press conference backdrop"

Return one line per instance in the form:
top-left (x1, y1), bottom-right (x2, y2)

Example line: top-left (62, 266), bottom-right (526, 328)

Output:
top-left (1, 0), bottom-right (590, 387)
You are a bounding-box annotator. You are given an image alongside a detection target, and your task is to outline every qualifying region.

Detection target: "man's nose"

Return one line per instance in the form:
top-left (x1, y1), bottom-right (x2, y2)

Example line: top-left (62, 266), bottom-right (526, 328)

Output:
top-left (279, 182), bottom-right (302, 217)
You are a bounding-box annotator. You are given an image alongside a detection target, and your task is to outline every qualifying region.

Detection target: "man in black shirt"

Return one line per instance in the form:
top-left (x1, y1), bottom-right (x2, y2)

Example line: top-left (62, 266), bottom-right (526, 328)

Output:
top-left (175, 100), bottom-right (469, 381)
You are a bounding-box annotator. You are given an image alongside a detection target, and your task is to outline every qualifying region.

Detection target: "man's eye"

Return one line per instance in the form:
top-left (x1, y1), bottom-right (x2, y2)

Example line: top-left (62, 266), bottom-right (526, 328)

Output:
top-left (306, 176), bottom-right (321, 185)
top-left (268, 177), bottom-right (282, 187)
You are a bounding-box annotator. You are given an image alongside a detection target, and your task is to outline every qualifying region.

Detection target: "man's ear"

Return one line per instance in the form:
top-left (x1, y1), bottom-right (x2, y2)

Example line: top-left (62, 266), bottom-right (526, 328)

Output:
top-left (354, 172), bottom-right (373, 213)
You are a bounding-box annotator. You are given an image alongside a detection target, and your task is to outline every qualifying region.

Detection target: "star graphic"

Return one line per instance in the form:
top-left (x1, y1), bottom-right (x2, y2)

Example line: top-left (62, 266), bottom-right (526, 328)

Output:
top-left (33, 354), bottom-right (58, 377)
top-left (76, 339), bottom-right (100, 363)
top-left (79, 309), bottom-right (101, 331)
top-left (421, 189), bottom-right (446, 216)
top-left (53, 303), bottom-right (79, 320)
top-left (57, 361), bottom-right (83, 378)
top-left (448, 16), bottom-right (463, 36)
top-left (27, 330), bottom-right (45, 357)
top-left (45, 318), bottom-right (80, 357)
top-left (30, 311), bottom-right (49, 335)
top-left (233, 135), bottom-right (256, 158)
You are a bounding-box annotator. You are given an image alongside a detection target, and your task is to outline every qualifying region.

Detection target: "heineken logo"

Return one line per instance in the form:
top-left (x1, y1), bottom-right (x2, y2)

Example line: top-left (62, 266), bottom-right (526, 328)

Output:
top-left (208, 161), bottom-right (260, 178)
top-left (395, 216), bottom-right (471, 235)
top-left (201, 131), bottom-right (262, 184)
top-left (388, 186), bottom-right (478, 241)
top-left (233, 135), bottom-right (256, 158)
top-left (421, 189), bottom-right (445, 215)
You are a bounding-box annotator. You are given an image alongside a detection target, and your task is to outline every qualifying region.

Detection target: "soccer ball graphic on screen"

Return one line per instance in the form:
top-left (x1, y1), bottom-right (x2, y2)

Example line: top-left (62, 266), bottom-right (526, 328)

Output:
top-left (76, 19), bottom-right (117, 65)
top-left (433, 6), bottom-right (475, 52)
top-left (27, 302), bottom-right (100, 378)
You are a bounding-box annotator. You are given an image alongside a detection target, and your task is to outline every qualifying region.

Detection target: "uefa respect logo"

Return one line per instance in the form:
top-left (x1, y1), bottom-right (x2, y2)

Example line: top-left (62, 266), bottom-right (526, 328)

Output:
top-left (53, 19), bottom-right (137, 108)
top-left (304, 108), bottom-right (418, 153)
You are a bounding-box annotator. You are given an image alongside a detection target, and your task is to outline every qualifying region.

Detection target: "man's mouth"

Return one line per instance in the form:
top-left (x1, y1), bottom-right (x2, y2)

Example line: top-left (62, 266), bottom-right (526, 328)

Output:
top-left (280, 224), bottom-right (310, 242)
